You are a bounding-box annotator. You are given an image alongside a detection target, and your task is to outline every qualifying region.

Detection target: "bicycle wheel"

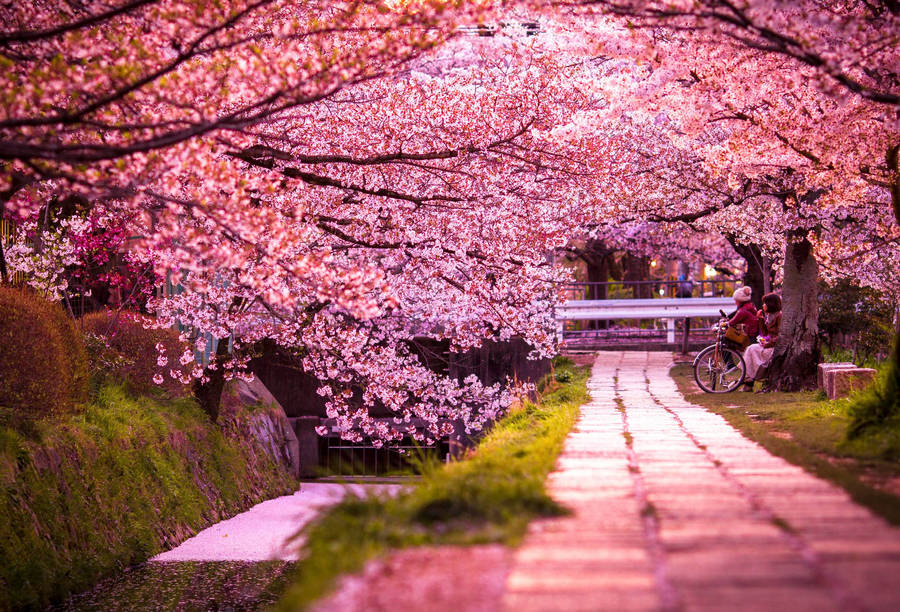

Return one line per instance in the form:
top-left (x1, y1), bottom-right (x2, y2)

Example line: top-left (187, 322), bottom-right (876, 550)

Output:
top-left (693, 345), bottom-right (746, 393)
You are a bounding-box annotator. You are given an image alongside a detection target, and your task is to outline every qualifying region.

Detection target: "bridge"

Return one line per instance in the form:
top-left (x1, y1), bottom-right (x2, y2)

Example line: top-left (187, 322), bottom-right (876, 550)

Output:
top-left (555, 281), bottom-right (739, 351)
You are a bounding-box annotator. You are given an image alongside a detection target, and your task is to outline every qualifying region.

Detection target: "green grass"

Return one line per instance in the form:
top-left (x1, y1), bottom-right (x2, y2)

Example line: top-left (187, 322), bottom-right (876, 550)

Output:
top-left (0, 383), bottom-right (297, 610)
top-left (275, 358), bottom-right (590, 611)
top-left (847, 356), bottom-right (900, 437)
top-left (670, 362), bottom-right (900, 525)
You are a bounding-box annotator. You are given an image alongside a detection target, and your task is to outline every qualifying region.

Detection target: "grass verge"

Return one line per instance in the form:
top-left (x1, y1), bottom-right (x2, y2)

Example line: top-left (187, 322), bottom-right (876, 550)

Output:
top-left (276, 358), bottom-right (590, 610)
top-left (670, 362), bottom-right (900, 525)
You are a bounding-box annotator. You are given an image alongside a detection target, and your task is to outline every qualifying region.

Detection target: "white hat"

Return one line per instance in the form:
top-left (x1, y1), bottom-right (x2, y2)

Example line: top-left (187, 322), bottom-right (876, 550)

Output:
top-left (733, 286), bottom-right (752, 303)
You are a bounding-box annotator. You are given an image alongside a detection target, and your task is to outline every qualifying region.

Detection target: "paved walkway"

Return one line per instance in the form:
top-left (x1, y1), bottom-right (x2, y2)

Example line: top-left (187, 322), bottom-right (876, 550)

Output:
top-left (504, 351), bottom-right (900, 611)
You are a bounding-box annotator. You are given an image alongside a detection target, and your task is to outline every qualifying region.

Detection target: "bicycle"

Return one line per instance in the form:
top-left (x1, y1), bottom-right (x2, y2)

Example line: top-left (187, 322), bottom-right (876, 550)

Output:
top-left (692, 310), bottom-right (747, 393)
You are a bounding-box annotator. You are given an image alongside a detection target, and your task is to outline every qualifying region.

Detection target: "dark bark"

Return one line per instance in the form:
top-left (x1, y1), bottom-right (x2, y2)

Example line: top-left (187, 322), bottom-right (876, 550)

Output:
top-left (579, 239), bottom-right (613, 299)
top-left (571, 239), bottom-right (615, 329)
top-left (727, 237), bottom-right (775, 309)
top-left (886, 144), bottom-right (900, 379)
top-left (767, 234), bottom-right (821, 390)
top-left (192, 338), bottom-right (231, 422)
top-left (622, 253), bottom-right (652, 299)
top-left (0, 200), bottom-right (7, 284)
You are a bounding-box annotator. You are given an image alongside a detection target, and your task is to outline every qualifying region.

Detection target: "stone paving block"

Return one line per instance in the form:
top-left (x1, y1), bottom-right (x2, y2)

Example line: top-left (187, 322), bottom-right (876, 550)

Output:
top-left (665, 549), bottom-right (817, 586)
top-left (506, 569), bottom-right (656, 592)
top-left (514, 545), bottom-right (651, 565)
top-left (808, 537), bottom-right (900, 559)
top-left (678, 585), bottom-right (840, 611)
top-left (820, 558), bottom-right (900, 609)
top-left (503, 589), bottom-right (659, 612)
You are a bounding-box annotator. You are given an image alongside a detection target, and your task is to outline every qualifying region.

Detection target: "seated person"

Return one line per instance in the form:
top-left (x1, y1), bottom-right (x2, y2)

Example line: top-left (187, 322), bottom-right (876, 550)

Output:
top-left (726, 286), bottom-right (758, 346)
top-left (742, 292), bottom-right (782, 390)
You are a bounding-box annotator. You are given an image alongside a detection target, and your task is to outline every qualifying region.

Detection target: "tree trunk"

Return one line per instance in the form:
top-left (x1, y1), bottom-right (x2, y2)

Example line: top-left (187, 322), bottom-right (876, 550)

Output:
top-left (623, 253), bottom-right (651, 299)
top-left (192, 338), bottom-right (231, 422)
top-left (727, 237), bottom-right (774, 309)
top-left (767, 234), bottom-right (820, 390)
top-left (585, 254), bottom-right (609, 300)
top-left (0, 201), bottom-right (7, 284)
top-left (578, 239), bottom-right (613, 330)
top-left (884, 144), bottom-right (900, 416)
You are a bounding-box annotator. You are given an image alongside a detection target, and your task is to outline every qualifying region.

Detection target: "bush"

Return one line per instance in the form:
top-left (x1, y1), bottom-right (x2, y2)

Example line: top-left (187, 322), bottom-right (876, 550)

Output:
top-left (80, 309), bottom-right (190, 397)
top-left (847, 343), bottom-right (900, 438)
top-left (0, 287), bottom-right (89, 424)
top-left (819, 280), bottom-right (894, 363)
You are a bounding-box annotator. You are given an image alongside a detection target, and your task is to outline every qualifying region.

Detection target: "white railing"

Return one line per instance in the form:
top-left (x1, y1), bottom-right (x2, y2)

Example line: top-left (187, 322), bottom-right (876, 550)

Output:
top-left (555, 297), bottom-right (734, 344)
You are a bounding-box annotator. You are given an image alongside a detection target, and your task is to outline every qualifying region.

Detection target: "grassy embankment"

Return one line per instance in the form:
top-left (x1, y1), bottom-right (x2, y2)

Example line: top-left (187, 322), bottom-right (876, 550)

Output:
top-left (670, 361), bottom-right (900, 524)
top-left (0, 384), bottom-right (297, 610)
top-left (276, 358), bottom-right (590, 610)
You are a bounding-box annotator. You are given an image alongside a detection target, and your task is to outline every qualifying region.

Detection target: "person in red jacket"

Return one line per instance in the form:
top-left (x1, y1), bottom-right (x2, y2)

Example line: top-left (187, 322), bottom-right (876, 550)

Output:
top-left (727, 286), bottom-right (758, 340)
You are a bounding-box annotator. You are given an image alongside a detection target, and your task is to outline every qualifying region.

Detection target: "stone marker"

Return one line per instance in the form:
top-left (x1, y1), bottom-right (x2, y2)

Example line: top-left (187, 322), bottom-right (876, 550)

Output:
top-left (826, 368), bottom-right (877, 399)
top-left (817, 362), bottom-right (856, 390)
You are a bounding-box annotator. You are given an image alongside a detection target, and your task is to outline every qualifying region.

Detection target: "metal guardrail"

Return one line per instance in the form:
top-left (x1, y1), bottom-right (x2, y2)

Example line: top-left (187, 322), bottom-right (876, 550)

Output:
top-left (562, 280), bottom-right (738, 301)
top-left (555, 296), bottom-right (735, 348)
top-left (555, 297), bottom-right (735, 321)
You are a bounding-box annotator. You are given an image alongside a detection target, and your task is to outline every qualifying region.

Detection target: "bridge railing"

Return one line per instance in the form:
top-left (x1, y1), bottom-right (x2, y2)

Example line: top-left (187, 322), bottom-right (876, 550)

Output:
top-left (554, 295), bottom-right (737, 350)
top-left (562, 280), bottom-right (739, 301)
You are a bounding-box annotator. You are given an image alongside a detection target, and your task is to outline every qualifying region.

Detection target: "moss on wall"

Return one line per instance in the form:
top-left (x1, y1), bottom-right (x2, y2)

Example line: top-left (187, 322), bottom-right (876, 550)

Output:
top-left (0, 384), bottom-right (297, 610)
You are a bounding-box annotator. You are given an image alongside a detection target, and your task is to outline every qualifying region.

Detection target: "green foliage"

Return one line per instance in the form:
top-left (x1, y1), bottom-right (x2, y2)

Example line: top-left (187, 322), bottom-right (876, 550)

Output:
top-left (0, 287), bottom-right (89, 426)
top-left (276, 361), bottom-right (590, 610)
top-left (818, 280), bottom-right (894, 362)
top-left (846, 351), bottom-right (900, 439)
top-left (0, 384), bottom-right (296, 610)
top-left (80, 309), bottom-right (190, 397)
top-left (554, 369), bottom-right (573, 383)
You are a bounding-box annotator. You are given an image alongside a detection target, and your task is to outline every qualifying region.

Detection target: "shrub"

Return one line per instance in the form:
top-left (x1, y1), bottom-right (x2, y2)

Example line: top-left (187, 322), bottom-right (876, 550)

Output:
top-left (80, 309), bottom-right (190, 397)
top-left (819, 280), bottom-right (894, 363)
top-left (847, 341), bottom-right (900, 438)
top-left (0, 287), bottom-right (89, 423)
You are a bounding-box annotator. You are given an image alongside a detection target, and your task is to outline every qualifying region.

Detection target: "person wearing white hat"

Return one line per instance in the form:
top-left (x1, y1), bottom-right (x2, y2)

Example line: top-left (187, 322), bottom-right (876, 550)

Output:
top-left (727, 286), bottom-right (759, 340)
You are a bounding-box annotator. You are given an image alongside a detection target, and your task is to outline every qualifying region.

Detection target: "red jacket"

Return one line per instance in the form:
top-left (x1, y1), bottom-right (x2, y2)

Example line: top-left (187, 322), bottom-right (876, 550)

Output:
top-left (729, 302), bottom-right (759, 337)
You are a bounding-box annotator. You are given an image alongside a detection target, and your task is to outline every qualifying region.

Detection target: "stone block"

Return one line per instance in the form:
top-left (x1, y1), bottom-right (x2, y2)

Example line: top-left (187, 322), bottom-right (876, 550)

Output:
top-left (817, 362), bottom-right (855, 389)
top-left (826, 368), bottom-right (877, 399)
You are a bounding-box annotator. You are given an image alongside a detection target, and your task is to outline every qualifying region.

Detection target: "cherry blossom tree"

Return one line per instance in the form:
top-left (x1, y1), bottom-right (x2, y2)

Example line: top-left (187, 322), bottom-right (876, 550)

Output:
top-left (4, 0), bottom-right (898, 432)
top-left (538, 1), bottom-right (899, 389)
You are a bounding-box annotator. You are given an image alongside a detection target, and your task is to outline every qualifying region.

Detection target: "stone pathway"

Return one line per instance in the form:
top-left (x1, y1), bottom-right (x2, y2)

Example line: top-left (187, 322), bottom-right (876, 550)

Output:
top-left (504, 351), bottom-right (900, 611)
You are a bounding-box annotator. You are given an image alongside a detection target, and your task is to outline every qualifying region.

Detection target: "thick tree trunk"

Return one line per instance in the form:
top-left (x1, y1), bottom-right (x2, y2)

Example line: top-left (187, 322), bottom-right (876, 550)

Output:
top-left (767, 234), bottom-right (820, 390)
top-left (192, 338), bottom-right (231, 422)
